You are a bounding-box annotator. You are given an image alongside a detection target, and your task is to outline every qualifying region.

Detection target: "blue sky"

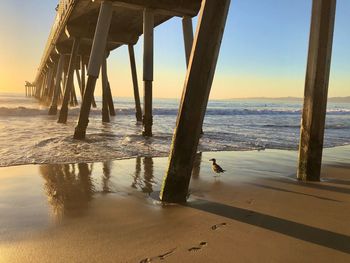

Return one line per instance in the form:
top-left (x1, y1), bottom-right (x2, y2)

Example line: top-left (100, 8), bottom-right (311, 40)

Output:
top-left (0, 0), bottom-right (349, 98)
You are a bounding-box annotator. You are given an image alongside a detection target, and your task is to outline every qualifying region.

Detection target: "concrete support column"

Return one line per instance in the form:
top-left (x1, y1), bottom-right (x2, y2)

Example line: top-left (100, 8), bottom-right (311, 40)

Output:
top-left (142, 8), bottom-right (154, 137)
top-left (49, 54), bottom-right (65, 115)
top-left (128, 44), bottom-right (142, 122)
top-left (298, 0), bottom-right (336, 181)
top-left (160, 0), bottom-right (231, 203)
top-left (74, 1), bottom-right (113, 139)
top-left (58, 38), bottom-right (81, 123)
top-left (101, 55), bottom-right (110, 123)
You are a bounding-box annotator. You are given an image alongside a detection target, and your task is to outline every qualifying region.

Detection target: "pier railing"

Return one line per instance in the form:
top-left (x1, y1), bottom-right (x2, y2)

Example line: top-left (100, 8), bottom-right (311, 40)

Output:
top-left (35, 0), bottom-right (76, 84)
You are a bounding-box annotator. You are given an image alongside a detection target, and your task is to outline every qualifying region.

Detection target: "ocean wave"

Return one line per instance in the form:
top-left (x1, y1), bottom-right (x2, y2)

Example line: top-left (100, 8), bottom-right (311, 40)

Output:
top-left (1, 106), bottom-right (350, 117)
top-left (261, 124), bottom-right (350, 129)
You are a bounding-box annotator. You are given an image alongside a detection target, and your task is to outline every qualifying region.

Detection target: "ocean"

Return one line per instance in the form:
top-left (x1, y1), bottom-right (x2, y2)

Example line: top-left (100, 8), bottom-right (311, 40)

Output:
top-left (0, 93), bottom-right (349, 167)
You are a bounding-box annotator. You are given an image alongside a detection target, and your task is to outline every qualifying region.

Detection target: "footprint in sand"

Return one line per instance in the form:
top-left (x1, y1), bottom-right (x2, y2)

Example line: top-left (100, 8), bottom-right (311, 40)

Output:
top-left (188, 241), bottom-right (208, 252)
top-left (211, 222), bottom-right (227, 230)
top-left (140, 248), bottom-right (177, 263)
top-left (247, 198), bottom-right (254, 204)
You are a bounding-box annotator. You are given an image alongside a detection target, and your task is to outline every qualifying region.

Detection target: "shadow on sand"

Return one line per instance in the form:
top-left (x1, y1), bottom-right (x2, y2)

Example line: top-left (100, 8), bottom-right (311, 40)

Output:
top-left (266, 177), bottom-right (350, 195)
top-left (188, 199), bottom-right (350, 254)
top-left (247, 183), bottom-right (341, 202)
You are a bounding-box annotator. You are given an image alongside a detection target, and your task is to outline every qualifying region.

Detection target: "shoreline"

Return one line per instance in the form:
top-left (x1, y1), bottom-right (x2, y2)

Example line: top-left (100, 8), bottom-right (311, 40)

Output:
top-left (1, 144), bottom-right (350, 169)
top-left (0, 146), bottom-right (349, 262)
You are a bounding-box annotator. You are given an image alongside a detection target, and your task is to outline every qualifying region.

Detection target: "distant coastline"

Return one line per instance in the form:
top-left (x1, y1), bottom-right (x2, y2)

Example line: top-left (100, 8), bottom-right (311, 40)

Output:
top-left (228, 96), bottom-right (350, 103)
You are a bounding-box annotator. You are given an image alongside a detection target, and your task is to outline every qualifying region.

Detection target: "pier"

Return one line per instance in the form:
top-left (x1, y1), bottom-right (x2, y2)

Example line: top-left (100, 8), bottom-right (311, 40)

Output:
top-left (29, 0), bottom-right (337, 202)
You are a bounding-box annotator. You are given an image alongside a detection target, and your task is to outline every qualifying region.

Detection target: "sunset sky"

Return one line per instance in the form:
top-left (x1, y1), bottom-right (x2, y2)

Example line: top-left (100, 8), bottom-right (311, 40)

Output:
top-left (0, 0), bottom-right (349, 99)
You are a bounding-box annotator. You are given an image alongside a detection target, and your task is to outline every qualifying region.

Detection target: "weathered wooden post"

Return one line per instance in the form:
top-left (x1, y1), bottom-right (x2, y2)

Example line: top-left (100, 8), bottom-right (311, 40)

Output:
top-left (49, 54), bottom-right (65, 115)
top-left (81, 56), bottom-right (97, 108)
top-left (101, 54), bottom-right (110, 123)
top-left (35, 74), bottom-right (44, 98)
top-left (160, 0), bottom-right (231, 203)
top-left (40, 71), bottom-right (48, 100)
top-left (106, 81), bottom-right (115, 116)
top-left (182, 16), bottom-right (204, 135)
top-left (182, 17), bottom-right (194, 67)
top-left (74, 1), bottom-right (113, 139)
top-left (70, 82), bottom-right (79, 106)
top-left (298, 0), bottom-right (336, 181)
top-left (58, 38), bottom-right (80, 123)
top-left (103, 54), bottom-right (116, 116)
top-left (128, 44), bottom-right (142, 122)
top-left (142, 8), bottom-right (154, 137)
top-left (47, 62), bottom-right (58, 103)
top-left (43, 66), bottom-right (53, 101)
top-left (76, 66), bottom-right (83, 100)
top-left (61, 67), bottom-right (67, 98)
top-left (81, 56), bottom-right (86, 96)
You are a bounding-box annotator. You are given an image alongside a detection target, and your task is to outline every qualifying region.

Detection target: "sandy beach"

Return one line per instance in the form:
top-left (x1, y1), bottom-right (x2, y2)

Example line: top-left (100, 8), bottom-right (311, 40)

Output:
top-left (0, 146), bottom-right (349, 262)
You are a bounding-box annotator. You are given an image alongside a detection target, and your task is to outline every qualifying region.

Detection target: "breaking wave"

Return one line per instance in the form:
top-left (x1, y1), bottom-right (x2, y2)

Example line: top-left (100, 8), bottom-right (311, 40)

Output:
top-left (1, 106), bottom-right (350, 117)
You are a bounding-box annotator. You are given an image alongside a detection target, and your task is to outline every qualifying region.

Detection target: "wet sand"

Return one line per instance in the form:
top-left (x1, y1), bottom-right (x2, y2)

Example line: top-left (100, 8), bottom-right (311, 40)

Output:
top-left (0, 146), bottom-right (350, 262)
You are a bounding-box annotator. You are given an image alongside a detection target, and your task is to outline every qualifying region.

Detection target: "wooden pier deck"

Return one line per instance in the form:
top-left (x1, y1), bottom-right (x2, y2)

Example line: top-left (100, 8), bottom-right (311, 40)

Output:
top-left (35, 0), bottom-right (200, 85)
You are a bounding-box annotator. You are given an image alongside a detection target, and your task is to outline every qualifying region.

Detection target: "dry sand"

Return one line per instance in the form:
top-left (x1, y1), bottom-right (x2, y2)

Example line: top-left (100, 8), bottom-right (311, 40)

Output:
top-left (0, 146), bottom-right (350, 262)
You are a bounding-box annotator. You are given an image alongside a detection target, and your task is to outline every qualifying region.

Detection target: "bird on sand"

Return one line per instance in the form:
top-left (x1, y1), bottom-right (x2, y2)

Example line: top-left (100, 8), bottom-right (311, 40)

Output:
top-left (209, 158), bottom-right (225, 176)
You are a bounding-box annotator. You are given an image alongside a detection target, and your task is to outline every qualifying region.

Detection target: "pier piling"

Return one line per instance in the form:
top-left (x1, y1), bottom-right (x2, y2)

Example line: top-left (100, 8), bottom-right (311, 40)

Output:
top-left (76, 66), bottom-right (83, 100)
top-left (182, 17), bottom-right (194, 67)
top-left (103, 55), bottom-right (116, 116)
top-left (58, 37), bottom-right (81, 124)
top-left (49, 54), bottom-right (65, 115)
top-left (43, 66), bottom-right (54, 101)
top-left (74, 1), bottom-right (113, 139)
top-left (80, 56), bottom-right (86, 97)
top-left (48, 62), bottom-right (58, 104)
top-left (128, 44), bottom-right (142, 122)
top-left (142, 8), bottom-right (154, 137)
top-left (101, 54), bottom-right (111, 123)
top-left (297, 0), bottom-right (336, 181)
top-left (160, 0), bottom-right (231, 203)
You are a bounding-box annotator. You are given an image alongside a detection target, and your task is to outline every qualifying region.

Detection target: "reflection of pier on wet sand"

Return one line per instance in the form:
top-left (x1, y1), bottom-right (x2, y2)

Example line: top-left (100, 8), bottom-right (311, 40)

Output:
top-left (1, 147), bottom-right (350, 262)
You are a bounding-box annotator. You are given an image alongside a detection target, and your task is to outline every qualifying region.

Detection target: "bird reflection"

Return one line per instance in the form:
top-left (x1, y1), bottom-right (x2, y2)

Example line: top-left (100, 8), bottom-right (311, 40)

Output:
top-left (131, 156), bottom-right (154, 194)
top-left (40, 163), bottom-right (94, 220)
